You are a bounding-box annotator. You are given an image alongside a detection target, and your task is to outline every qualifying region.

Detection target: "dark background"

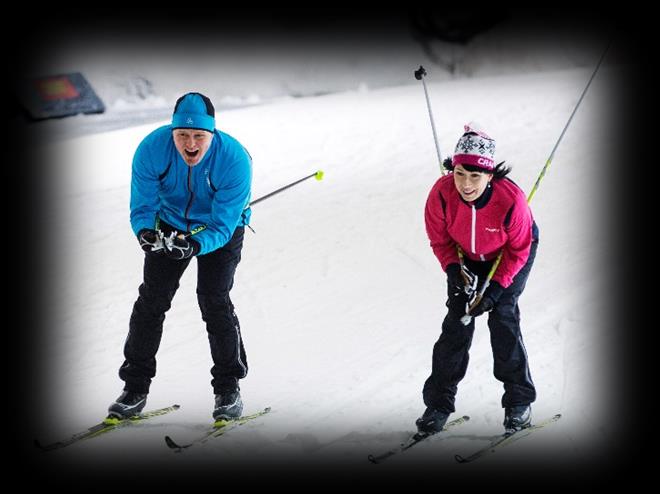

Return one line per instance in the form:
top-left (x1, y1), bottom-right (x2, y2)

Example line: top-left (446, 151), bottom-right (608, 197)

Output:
top-left (8, 7), bottom-right (646, 488)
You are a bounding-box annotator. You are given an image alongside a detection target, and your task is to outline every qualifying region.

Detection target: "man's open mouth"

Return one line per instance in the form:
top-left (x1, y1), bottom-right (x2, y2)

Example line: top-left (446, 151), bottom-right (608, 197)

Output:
top-left (185, 149), bottom-right (200, 158)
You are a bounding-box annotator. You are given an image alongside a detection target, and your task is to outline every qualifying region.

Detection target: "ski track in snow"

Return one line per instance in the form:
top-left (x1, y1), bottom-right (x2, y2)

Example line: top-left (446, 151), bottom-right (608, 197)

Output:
top-left (35, 66), bottom-right (618, 469)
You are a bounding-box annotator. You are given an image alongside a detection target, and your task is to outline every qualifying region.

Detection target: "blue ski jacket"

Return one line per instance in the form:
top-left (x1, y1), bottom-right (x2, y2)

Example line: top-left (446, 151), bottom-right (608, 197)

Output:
top-left (130, 125), bottom-right (252, 255)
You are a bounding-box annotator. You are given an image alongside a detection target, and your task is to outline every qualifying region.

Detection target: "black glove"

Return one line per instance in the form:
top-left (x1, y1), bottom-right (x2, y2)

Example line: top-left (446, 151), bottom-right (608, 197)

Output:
top-left (468, 281), bottom-right (504, 318)
top-left (138, 229), bottom-right (164, 253)
top-left (163, 232), bottom-right (200, 260)
top-left (446, 263), bottom-right (464, 297)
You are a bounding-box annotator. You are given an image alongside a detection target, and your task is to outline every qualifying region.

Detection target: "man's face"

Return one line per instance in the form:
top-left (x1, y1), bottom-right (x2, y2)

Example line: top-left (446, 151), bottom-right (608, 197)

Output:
top-left (173, 129), bottom-right (213, 166)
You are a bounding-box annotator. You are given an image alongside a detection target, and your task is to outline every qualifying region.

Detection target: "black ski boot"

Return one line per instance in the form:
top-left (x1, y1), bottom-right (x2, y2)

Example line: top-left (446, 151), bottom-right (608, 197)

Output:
top-left (213, 389), bottom-right (243, 421)
top-left (504, 405), bottom-right (531, 434)
top-left (415, 408), bottom-right (449, 435)
top-left (108, 391), bottom-right (147, 419)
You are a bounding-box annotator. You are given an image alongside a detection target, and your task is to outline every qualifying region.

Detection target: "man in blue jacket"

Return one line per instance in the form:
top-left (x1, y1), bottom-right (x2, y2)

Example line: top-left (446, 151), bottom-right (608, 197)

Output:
top-left (108, 92), bottom-right (252, 421)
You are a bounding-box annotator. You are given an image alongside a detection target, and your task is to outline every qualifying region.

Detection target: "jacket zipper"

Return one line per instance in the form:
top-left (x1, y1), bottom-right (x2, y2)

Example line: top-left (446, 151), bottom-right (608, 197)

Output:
top-left (470, 205), bottom-right (476, 254)
top-left (184, 166), bottom-right (194, 232)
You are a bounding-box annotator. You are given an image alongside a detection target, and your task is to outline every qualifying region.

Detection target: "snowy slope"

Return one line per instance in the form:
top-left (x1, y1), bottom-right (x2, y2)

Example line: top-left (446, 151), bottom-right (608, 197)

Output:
top-left (35, 65), bottom-right (617, 475)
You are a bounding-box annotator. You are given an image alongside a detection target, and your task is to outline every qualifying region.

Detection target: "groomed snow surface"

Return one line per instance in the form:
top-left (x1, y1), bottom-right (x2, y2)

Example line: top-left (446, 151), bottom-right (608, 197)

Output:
top-left (32, 64), bottom-right (625, 484)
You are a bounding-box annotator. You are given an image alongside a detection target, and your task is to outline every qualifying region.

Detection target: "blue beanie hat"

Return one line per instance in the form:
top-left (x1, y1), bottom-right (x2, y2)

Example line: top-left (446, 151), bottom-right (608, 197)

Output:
top-left (172, 92), bottom-right (215, 132)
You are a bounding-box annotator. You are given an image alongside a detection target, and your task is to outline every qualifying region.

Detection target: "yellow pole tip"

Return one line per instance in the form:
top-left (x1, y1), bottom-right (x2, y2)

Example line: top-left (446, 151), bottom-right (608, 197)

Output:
top-left (315, 170), bottom-right (324, 181)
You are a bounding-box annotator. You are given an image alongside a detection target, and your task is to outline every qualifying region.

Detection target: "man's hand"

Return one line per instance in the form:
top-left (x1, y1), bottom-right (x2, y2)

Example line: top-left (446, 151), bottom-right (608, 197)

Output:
top-left (163, 232), bottom-right (200, 260)
top-left (138, 229), bottom-right (164, 253)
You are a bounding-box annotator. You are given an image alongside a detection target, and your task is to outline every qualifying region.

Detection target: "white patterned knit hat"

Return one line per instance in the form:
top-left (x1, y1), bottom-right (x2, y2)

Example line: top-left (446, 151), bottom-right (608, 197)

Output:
top-left (452, 123), bottom-right (496, 171)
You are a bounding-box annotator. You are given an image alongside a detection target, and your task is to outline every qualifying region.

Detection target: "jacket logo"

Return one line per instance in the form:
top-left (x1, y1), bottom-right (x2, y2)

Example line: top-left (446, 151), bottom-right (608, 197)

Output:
top-left (485, 227), bottom-right (500, 233)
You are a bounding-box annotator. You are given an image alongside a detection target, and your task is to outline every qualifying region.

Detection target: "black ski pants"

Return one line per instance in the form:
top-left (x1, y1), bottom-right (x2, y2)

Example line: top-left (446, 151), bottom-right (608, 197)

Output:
top-left (119, 227), bottom-right (247, 395)
top-left (422, 238), bottom-right (538, 413)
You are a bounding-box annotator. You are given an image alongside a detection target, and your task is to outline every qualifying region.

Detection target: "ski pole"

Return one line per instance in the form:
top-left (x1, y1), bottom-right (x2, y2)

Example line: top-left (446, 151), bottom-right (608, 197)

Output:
top-left (460, 44), bottom-right (610, 325)
top-left (527, 43), bottom-right (609, 204)
top-left (414, 65), bottom-right (444, 175)
top-left (249, 170), bottom-right (324, 207)
top-left (178, 170), bottom-right (324, 239)
top-left (417, 64), bottom-right (474, 291)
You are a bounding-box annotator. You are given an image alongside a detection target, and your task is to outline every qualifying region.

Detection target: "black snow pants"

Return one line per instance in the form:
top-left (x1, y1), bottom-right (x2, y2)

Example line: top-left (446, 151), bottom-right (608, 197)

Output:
top-left (422, 236), bottom-right (538, 413)
top-left (119, 226), bottom-right (247, 395)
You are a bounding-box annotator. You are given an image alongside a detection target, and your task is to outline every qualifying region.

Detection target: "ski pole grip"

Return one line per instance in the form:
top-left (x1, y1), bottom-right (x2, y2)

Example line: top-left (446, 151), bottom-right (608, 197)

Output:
top-left (461, 293), bottom-right (482, 326)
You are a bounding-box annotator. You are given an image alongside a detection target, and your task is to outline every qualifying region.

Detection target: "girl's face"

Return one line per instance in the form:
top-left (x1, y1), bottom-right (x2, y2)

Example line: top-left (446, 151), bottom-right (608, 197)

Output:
top-left (453, 164), bottom-right (493, 202)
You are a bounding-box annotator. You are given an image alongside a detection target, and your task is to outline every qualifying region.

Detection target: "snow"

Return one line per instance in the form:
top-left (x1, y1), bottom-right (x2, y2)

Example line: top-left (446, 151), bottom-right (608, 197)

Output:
top-left (30, 61), bottom-right (623, 481)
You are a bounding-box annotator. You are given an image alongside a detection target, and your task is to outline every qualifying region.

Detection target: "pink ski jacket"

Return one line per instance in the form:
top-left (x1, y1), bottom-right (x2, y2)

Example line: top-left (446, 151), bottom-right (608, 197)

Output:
top-left (424, 174), bottom-right (534, 288)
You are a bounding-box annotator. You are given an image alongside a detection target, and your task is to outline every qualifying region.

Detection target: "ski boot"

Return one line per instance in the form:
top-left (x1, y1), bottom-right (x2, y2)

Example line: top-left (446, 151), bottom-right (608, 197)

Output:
top-left (415, 408), bottom-right (449, 435)
top-left (108, 391), bottom-right (147, 419)
top-left (213, 389), bottom-right (243, 421)
top-left (503, 405), bottom-right (531, 434)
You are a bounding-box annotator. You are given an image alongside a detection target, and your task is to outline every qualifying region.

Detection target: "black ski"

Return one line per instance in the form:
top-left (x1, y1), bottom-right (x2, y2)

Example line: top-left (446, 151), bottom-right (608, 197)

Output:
top-left (454, 413), bottom-right (562, 463)
top-left (368, 415), bottom-right (470, 464)
top-left (34, 404), bottom-right (181, 451)
top-left (165, 407), bottom-right (271, 451)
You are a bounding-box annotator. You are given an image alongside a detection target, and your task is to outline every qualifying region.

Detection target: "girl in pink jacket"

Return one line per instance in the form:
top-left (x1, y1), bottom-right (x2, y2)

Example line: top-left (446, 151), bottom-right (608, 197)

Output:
top-left (417, 124), bottom-right (538, 436)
